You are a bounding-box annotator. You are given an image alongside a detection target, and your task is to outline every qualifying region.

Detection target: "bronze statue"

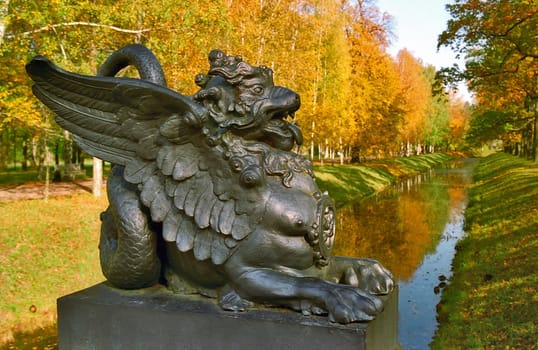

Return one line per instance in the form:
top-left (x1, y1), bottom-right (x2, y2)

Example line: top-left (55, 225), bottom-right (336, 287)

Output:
top-left (26, 44), bottom-right (394, 324)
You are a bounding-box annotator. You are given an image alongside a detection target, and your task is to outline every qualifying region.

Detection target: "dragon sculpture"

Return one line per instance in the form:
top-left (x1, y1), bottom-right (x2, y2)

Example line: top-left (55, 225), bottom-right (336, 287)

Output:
top-left (26, 44), bottom-right (394, 324)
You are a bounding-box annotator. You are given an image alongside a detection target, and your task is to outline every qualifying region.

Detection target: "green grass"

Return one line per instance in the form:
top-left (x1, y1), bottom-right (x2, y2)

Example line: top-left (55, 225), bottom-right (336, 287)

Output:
top-left (315, 153), bottom-right (451, 206)
top-left (0, 194), bottom-right (108, 346)
top-left (0, 163), bottom-right (111, 187)
top-left (0, 169), bottom-right (45, 187)
top-left (431, 152), bottom-right (538, 350)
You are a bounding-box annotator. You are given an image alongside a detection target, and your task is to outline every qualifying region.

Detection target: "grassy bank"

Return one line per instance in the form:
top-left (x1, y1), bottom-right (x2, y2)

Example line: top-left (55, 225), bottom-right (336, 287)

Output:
top-left (431, 153), bottom-right (538, 349)
top-left (315, 153), bottom-right (451, 206)
top-left (0, 194), bottom-right (107, 347)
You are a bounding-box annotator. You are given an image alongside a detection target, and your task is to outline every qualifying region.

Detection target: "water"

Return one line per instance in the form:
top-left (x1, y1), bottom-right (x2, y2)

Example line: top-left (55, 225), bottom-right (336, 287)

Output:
top-left (333, 158), bottom-right (477, 350)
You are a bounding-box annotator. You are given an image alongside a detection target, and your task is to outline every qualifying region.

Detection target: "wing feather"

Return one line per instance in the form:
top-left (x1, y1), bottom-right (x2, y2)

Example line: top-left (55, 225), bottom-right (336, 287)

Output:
top-left (193, 229), bottom-right (213, 261)
top-left (171, 145), bottom-right (200, 181)
top-left (163, 211), bottom-right (184, 242)
top-left (211, 236), bottom-right (232, 265)
top-left (218, 201), bottom-right (235, 235)
top-left (26, 56), bottom-right (206, 165)
top-left (183, 176), bottom-right (205, 217)
top-left (124, 159), bottom-right (157, 184)
top-left (164, 177), bottom-right (178, 197)
top-left (176, 218), bottom-right (196, 252)
top-left (209, 199), bottom-right (225, 229)
top-left (231, 214), bottom-right (252, 240)
top-left (157, 146), bottom-right (180, 176)
top-left (212, 168), bottom-right (233, 197)
top-left (194, 184), bottom-right (217, 229)
top-left (73, 135), bottom-right (134, 165)
top-left (140, 174), bottom-right (160, 205)
top-left (173, 179), bottom-right (192, 211)
top-left (33, 88), bottom-right (136, 165)
top-left (150, 190), bottom-right (172, 222)
top-left (225, 236), bottom-right (239, 249)
top-left (34, 87), bottom-right (120, 126)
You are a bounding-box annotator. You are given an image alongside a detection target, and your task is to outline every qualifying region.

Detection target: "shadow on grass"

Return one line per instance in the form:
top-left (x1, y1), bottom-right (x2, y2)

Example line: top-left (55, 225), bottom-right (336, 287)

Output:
top-left (1, 324), bottom-right (57, 350)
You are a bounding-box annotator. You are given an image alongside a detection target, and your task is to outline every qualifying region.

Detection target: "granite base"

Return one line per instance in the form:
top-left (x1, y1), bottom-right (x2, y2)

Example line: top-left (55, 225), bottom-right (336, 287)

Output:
top-left (58, 282), bottom-right (398, 350)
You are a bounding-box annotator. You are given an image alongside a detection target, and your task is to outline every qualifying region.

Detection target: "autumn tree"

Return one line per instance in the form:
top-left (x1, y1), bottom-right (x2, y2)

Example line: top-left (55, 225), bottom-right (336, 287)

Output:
top-left (1, 0), bottom-right (232, 189)
top-left (446, 95), bottom-right (470, 152)
top-left (0, 0), bottom-right (59, 173)
top-left (464, 108), bottom-right (511, 150)
top-left (313, 2), bottom-right (355, 164)
top-left (438, 0), bottom-right (538, 160)
top-left (395, 49), bottom-right (431, 155)
top-left (1, 0), bottom-right (467, 181)
top-left (223, 0), bottom-right (321, 159)
top-left (0, 0), bottom-right (7, 46)
top-left (345, 0), bottom-right (401, 160)
top-left (2, 1), bottom-right (133, 187)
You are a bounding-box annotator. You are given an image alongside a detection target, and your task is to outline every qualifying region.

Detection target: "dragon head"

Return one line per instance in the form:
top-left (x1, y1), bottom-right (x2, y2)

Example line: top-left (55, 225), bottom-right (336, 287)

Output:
top-left (193, 50), bottom-right (302, 151)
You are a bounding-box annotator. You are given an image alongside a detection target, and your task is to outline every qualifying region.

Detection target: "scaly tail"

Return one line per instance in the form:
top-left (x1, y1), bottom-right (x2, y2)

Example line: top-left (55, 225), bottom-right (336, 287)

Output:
top-left (98, 44), bottom-right (166, 288)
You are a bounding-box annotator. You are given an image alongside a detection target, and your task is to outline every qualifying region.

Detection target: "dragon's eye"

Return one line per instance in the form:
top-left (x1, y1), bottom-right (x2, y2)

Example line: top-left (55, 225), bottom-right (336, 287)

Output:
top-left (252, 86), bottom-right (264, 95)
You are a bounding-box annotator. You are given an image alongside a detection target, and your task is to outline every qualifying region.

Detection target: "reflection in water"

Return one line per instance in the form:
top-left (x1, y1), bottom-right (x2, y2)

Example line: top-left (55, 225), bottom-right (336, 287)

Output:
top-left (333, 159), bottom-right (476, 350)
top-left (334, 171), bottom-right (451, 281)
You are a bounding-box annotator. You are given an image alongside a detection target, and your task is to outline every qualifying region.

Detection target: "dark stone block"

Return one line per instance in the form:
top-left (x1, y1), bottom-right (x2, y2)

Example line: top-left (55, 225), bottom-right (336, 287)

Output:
top-left (58, 283), bottom-right (398, 350)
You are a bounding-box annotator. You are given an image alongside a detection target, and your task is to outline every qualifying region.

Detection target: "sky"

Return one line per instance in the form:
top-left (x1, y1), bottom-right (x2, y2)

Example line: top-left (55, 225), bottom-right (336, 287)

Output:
top-left (375, 0), bottom-right (473, 100)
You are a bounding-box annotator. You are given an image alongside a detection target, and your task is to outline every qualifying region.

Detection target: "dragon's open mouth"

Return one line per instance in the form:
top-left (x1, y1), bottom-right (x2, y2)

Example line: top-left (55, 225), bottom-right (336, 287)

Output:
top-left (227, 87), bottom-right (300, 128)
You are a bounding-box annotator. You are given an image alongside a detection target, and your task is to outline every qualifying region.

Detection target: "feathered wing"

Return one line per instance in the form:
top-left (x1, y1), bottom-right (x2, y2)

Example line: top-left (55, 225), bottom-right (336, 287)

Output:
top-left (26, 56), bottom-right (265, 264)
top-left (26, 56), bottom-right (205, 164)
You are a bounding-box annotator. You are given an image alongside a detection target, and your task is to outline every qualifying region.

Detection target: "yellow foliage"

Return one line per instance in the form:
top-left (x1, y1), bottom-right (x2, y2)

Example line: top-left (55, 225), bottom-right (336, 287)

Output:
top-left (1, 0), bottom-right (461, 163)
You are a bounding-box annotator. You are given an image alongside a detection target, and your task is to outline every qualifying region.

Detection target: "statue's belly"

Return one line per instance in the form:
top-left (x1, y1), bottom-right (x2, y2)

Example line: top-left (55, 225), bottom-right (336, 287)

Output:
top-left (239, 230), bottom-right (315, 271)
top-left (165, 243), bottom-right (227, 288)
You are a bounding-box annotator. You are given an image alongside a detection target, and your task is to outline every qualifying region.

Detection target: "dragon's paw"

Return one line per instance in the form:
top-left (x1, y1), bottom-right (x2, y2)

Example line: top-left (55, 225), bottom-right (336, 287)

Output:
top-left (219, 288), bottom-right (253, 312)
top-left (322, 284), bottom-right (383, 323)
top-left (328, 257), bottom-right (395, 295)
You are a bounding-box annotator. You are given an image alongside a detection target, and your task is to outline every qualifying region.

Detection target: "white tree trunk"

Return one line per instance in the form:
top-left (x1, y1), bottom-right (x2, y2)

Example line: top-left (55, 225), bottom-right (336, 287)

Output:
top-left (339, 136), bottom-right (344, 165)
top-left (311, 121), bottom-right (315, 161)
top-left (92, 157), bottom-right (102, 197)
top-left (44, 146), bottom-right (51, 202)
top-left (0, 0), bottom-right (9, 47)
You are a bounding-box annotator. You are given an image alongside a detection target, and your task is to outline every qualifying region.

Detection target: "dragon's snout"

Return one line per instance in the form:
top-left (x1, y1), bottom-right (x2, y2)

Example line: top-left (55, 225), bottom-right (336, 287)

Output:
top-left (254, 87), bottom-right (300, 120)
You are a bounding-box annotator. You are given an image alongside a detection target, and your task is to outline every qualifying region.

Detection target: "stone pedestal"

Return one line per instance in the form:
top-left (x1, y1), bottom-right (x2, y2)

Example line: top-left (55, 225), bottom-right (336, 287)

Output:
top-left (58, 283), bottom-right (398, 350)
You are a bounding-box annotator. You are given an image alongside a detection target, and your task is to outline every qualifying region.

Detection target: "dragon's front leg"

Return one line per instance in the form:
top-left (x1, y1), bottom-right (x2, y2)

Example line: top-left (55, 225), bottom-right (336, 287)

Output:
top-left (223, 266), bottom-right (383, 323)
top-left (323, 256), bottom-right (395, 295)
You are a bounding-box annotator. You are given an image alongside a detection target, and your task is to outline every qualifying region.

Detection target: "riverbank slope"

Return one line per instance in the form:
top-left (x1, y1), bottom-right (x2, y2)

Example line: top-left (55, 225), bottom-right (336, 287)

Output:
top-left (431, 152), bottom-right (538, 349)
top-left (314, 153), bottom-right (452, 207)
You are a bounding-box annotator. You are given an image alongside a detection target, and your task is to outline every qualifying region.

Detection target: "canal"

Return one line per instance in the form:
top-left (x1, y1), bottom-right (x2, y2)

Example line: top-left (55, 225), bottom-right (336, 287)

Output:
top-left (333, 158), bottom-right (477, 350)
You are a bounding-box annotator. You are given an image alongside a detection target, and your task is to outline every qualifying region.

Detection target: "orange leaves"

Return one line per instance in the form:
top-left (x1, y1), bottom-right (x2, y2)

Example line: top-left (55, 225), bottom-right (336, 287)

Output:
top-left (447, 95), bottom-right (470, 145)
top-left (347, 11), bottom-right (402, 155)
top-left (395, 49), bottom-right (431, 144)
top-left (1, 0), bottom-right (468, 160)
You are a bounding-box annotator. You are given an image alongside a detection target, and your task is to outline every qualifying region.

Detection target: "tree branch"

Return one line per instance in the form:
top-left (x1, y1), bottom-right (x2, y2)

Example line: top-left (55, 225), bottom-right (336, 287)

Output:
top-left (9, 21), bottom-right (153, 38)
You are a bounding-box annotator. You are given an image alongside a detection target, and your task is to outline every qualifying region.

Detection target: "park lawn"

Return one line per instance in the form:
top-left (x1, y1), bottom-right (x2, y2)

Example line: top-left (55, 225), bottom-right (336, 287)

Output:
top-left (0, 194), bottom-right (107, 346)
top-left (0, 163), bottom-right (111, 187)
top-left (0, 170), bottom-right (42, 187)
top-left (431, 152), bottom-right (538, 349)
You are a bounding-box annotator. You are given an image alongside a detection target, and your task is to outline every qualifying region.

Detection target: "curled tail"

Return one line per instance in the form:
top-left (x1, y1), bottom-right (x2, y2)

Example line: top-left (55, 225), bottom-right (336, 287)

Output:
top-left (100, 166), bottom-right (161, 288)
top-left (98, 44), bottom-right (167, 86)
top-left (98, 44), bottom-right (165, 288)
